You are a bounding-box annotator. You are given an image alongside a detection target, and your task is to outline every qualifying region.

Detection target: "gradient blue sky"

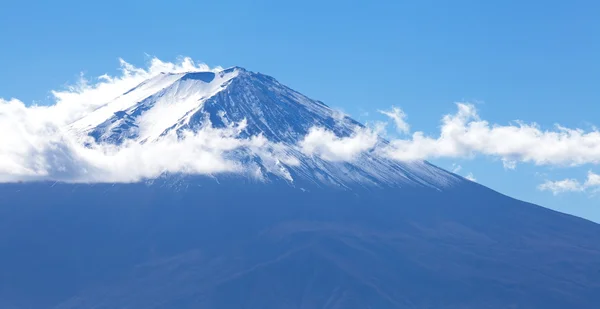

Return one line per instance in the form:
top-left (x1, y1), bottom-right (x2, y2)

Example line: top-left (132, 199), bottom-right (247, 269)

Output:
top-left (1, 0), bottom-right (599, 220)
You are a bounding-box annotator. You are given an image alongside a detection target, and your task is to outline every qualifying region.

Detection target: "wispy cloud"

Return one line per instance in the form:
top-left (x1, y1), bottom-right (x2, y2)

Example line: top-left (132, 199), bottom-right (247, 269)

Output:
top-left (379, 106), bottom-right (410, 134)
top-left (538, 178), bottom-right (585, 195)
top-left (465, 173), bottom-right (477, 182)
top-left (448, 163), bottom-right (476, 181)
top-left (538, 171), bottom-right (600, 195)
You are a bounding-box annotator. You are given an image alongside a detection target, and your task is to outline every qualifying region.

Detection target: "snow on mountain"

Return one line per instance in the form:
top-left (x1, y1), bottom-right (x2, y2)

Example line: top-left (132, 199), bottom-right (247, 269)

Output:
top-left (67, 66), bottom-right (462, 189)
top-left (68, 70), bottom-right (238, 143)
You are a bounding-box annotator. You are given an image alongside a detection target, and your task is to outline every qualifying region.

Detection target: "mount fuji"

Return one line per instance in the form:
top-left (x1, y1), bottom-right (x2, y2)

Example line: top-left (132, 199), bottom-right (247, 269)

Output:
top-left (65, 66), bottom-right (459, 189)
top-left (1, 67), bottom-right (600, 309)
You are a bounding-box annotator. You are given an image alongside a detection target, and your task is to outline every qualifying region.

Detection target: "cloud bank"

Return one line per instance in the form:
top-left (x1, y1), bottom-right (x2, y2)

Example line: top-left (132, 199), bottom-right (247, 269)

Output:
top-left (378, 103), bottom-right (600, 167)
top-left (304, 103), bottom-right (600, 170)
top-left (0, 100), bottom-right (267, 183)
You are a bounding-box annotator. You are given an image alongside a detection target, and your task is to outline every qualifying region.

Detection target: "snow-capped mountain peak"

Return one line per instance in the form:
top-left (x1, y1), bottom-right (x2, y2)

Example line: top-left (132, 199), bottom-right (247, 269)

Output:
top-left (67, 67), bottom-right (462, 189)
top-left (69, 68), bottom-right (240, 144)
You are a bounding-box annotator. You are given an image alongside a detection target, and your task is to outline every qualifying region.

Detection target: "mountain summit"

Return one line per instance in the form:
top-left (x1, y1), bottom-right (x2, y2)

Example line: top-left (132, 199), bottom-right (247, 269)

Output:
top-left (68, 67), bottom-right (461, 188)
top-left (71, 67), bottom-right (339, 144)
top-left (1, 67), bottom-right (600, 309)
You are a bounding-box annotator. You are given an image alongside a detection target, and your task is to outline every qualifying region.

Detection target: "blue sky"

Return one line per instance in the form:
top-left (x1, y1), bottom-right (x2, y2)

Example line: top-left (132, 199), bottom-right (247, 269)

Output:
top-left (1, 0), bottom-right (599, 221)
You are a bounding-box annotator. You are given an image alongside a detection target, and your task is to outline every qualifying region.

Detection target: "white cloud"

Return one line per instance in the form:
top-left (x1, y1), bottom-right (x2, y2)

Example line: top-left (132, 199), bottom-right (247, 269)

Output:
top-left (451, 163), bottom-right (462, 173)
top-left (465, 173), bottom-right (477, 182)
top-left (538, 171), bottom-right (600, 195)
top-left (379, 106), bottom-right (410, 134)
top-left (379, 103), bottom-right (600, 167)
top-left (0, 102), bottom-right (267, 183)
top-left (331, 109), bottom-right (348, 122)
top-left (449, 163), bottom-right (477, 182)
top-left (585, 171), bottom-right (600, 187)
top-left (502, 159), bottom-right (517, 170)
top-left (298, 126), bottom-right (379, 162)
top-left (538, 179), bottom-right (584, 195)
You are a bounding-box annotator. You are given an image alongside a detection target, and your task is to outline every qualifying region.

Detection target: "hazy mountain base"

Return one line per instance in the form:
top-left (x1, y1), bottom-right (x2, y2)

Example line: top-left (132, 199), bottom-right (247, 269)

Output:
top-left (1, 178), bottom-right (599, 309)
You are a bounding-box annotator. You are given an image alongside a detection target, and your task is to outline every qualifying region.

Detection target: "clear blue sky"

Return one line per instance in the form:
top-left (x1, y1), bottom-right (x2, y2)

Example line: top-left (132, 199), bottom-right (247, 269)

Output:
top-left (1, 0), bottom-right (599, 220)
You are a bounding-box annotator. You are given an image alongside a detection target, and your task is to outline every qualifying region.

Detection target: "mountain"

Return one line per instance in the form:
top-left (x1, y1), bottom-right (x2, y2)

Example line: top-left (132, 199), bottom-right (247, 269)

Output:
top-left (1, 67), bottom-right (600, 309)
top-left (68, 67), bottom-right (459, 188)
